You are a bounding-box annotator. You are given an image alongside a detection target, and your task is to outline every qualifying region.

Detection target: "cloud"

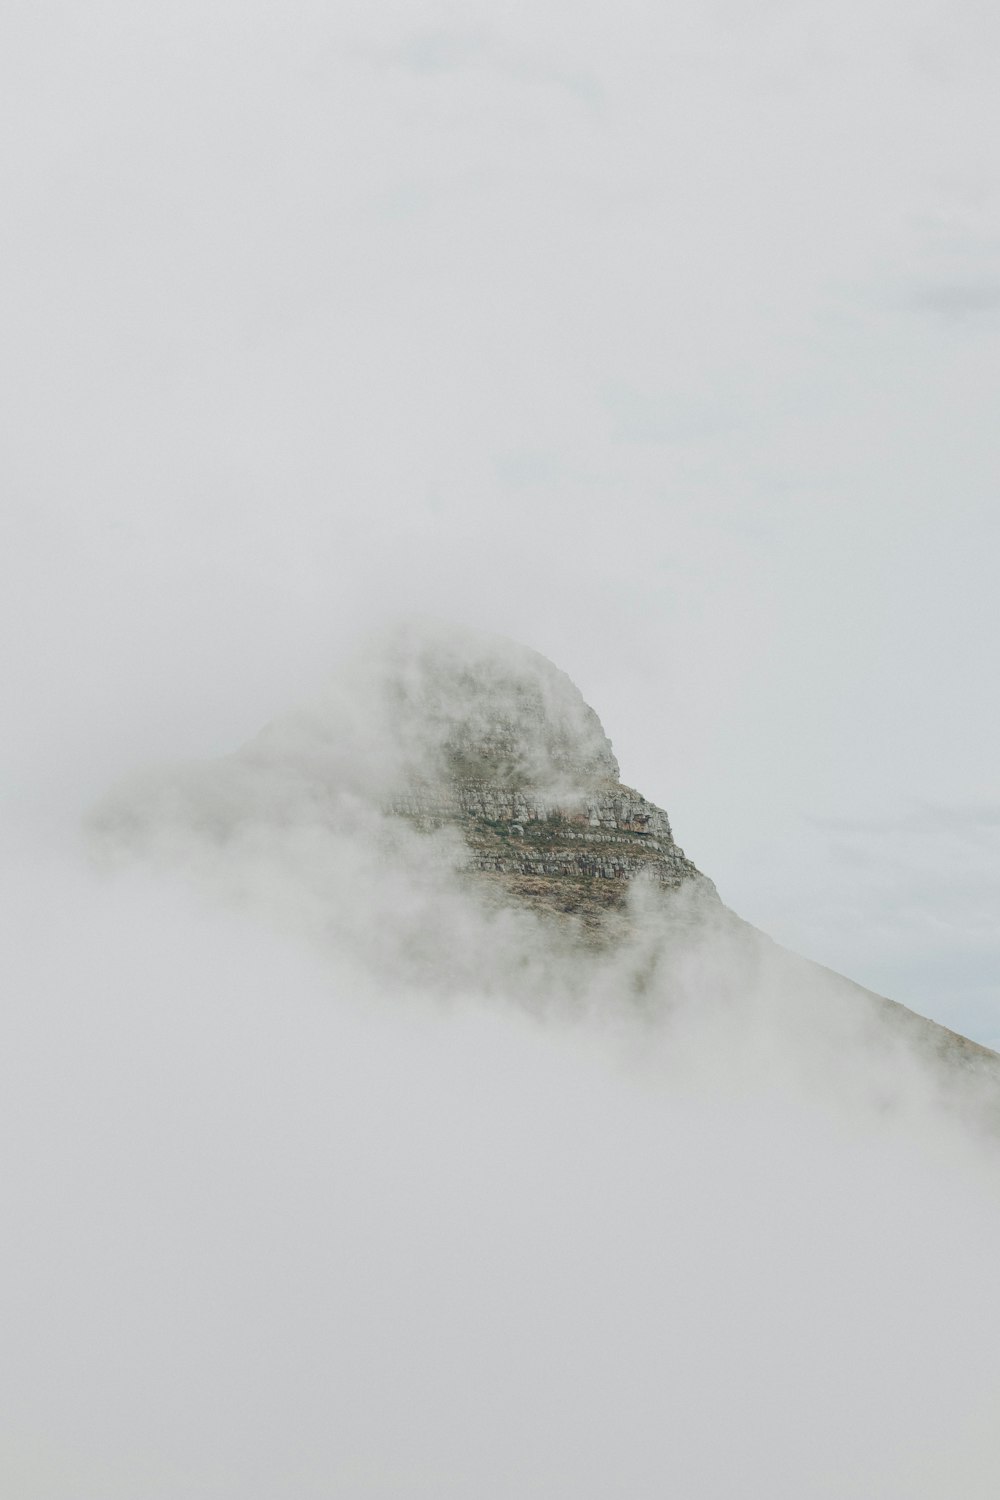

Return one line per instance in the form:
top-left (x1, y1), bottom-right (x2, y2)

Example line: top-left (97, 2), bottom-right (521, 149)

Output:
top-left (383, 28), bottom-right (492, 76)
top-left (911, 281), bottom-right (1000, 318)
top-left (2, 0), bottom-right (1000, 1483)
top-left (5, 806), bottom-right (1000, 1497)
top-left (810, 801), bottom-right (1000, 839)
top-left (2, 623), bottom-right (999, 1496)
top-left (363, 21), bottom-right (604, 111)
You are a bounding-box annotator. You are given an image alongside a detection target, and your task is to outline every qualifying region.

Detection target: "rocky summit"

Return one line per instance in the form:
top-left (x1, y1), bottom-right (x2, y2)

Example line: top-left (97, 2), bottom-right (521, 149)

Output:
top-left (371, 624), bottom-right (716, 931)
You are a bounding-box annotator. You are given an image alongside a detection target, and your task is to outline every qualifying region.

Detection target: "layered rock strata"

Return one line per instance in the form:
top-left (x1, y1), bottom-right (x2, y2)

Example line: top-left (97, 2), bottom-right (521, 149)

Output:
top-left (388, 780), bottom-right (709, 926)
top-left (369, 626), bottom-right (714, 927)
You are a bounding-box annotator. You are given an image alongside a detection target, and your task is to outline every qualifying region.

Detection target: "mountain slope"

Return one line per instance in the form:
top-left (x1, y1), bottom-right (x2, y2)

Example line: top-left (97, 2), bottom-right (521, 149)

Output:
top-left (92, 619), bottom-right (1000, 1112)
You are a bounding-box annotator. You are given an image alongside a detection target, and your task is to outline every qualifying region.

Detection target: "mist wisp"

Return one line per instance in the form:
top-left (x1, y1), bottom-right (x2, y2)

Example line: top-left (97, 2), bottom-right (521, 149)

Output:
top-left (5, 623), bottom-right (1000, 1498)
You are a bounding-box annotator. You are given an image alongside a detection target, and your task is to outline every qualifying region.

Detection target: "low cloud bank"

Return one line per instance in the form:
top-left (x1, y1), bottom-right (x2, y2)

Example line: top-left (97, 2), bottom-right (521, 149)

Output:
top-left (5, 631), bottom-right (1000, 1497)
top-left (5, 847), bottom-right (1000, 1498)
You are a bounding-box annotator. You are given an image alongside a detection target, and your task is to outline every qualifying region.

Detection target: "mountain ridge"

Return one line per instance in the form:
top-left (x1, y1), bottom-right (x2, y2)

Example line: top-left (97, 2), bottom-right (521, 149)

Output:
top-left (91, 619), bottom-right (1000, 1110)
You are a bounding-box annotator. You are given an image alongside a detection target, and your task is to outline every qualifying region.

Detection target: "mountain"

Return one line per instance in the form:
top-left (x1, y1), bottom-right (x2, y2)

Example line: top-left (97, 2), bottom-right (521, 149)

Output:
top-left (92, 620), bottom-right (1000, 1115)
top-left (354, 622), bottom-right (716, 933)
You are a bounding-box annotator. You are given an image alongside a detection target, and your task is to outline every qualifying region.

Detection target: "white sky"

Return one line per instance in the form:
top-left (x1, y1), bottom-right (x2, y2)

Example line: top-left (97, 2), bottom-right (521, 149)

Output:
top-left (4, 11), bottom-right (1000, 1493)
top-left (2, 0), bottom-right (998, 1040)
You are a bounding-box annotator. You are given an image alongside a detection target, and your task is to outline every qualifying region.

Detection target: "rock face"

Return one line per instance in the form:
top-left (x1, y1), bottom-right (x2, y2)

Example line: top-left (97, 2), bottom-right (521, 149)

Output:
top-left (367, 623), bottom-right (716, 929)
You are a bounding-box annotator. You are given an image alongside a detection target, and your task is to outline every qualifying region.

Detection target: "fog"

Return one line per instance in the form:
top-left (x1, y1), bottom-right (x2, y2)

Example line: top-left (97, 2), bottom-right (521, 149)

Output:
top-left (3, 0), bottom-right (998, 1037)
top-left (4, 1), bottom-right (1000, 1491)
top-left (4, 626), bottom-right (1000, 1496)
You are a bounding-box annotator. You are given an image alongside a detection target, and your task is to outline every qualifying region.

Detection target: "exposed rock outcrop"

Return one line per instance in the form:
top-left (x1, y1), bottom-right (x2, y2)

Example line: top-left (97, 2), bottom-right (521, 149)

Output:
top-left (369, 622), bottom-right (716, 929)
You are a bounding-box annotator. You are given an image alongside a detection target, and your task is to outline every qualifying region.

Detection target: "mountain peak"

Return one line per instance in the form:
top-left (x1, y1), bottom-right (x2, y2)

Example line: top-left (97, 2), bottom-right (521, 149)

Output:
top-left (89, 620), bottom-right (998, 1105)
top-left (358, 621), bottom-right (714, 930)
top-left (378, 620), bottom-right (621, 789)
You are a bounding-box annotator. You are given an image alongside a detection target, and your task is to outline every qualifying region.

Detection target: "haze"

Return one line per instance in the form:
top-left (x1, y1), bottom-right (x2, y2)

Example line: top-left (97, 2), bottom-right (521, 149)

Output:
top-left (2, 2), bottom-right (1000, 1494)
